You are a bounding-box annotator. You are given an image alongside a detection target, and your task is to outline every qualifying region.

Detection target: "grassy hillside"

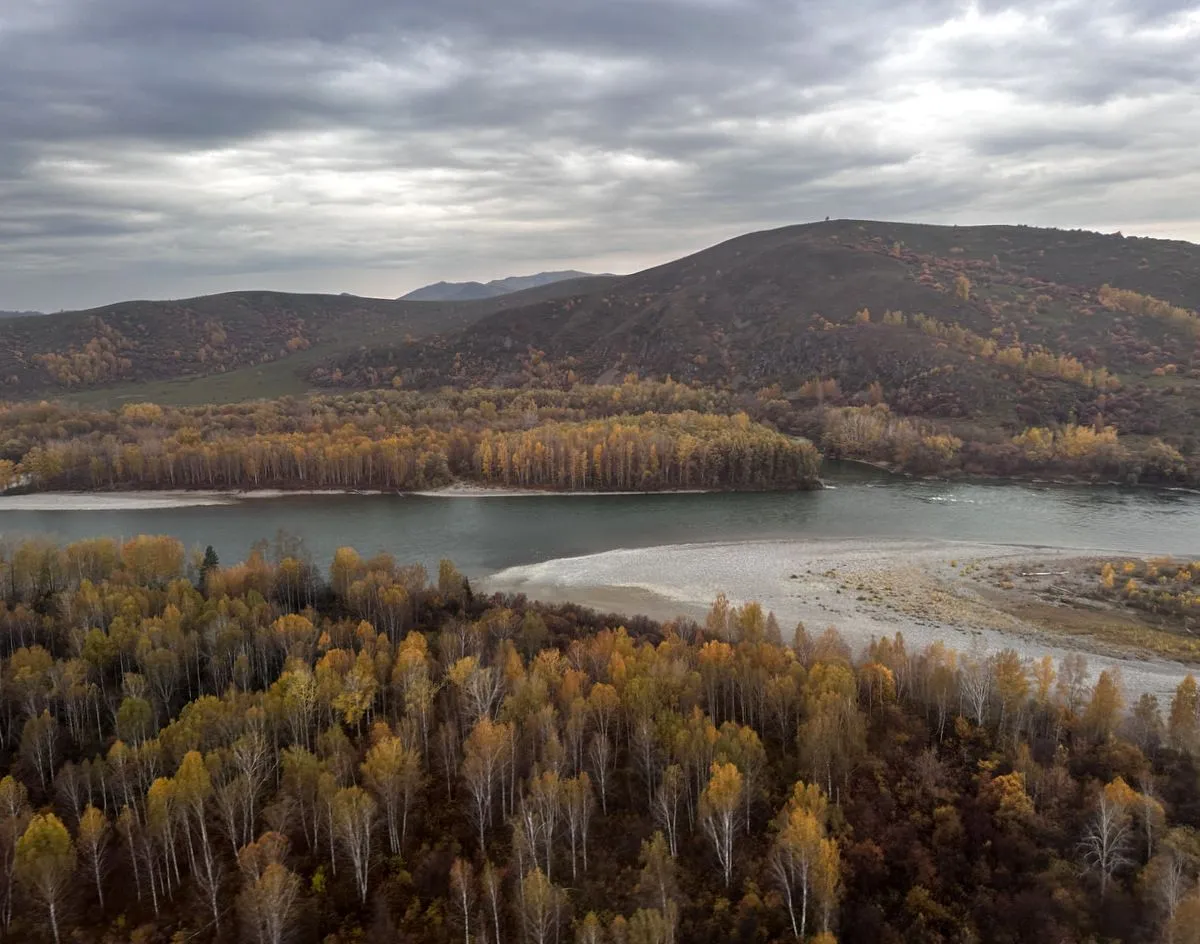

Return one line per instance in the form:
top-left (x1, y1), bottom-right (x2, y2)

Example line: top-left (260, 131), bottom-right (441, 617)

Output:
top-left (0, 275), bottom-right (620, 406)
top-left (320, 220), bottom-right (1200, 448)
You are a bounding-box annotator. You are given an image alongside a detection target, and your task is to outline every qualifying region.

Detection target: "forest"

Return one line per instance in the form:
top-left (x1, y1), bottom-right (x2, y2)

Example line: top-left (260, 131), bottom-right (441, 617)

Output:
top-left (1, 535), bottom-right (1200, 943)
top-left (1, 376), bottom-right (1196, 500)
top-left (0, 387), bottom-right (820, 493)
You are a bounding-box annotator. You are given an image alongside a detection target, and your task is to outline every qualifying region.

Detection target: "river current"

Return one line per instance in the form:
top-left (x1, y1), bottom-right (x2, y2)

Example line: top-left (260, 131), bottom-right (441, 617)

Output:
top-left (1, 463), bottom-right (1197, 576)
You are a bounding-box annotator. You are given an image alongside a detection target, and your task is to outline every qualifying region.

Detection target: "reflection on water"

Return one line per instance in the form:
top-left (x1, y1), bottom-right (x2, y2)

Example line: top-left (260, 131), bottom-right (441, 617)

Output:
top-left (0, 463), bottom-right (1198, 576)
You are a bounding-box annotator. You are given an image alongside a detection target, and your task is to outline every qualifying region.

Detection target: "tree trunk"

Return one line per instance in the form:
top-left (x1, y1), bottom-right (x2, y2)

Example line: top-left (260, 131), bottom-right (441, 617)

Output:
top-left (800, 880), bottom-right (808, 940)
top-left (93, 855), bottom-right (105, 909)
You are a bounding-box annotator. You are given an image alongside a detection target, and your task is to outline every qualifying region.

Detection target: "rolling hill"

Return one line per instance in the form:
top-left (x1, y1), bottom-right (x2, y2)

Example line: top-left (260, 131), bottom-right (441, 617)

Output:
top-left (6, 219), bottom-right (1200, 461)
top-left (400, 270), bottom-right (599, 301)
top-left (0, 274), bottom-right (618, 404)
top-left (316, 220), bottom-right (1200, 445)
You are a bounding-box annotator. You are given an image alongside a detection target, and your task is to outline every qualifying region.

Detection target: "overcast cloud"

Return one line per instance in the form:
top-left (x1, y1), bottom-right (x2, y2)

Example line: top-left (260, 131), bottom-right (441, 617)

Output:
top-left (2, 0), bottom-right (1198, 310)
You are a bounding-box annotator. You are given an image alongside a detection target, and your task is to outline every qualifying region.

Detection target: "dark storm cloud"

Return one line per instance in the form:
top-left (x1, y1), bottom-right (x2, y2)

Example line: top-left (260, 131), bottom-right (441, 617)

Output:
top-left (2, 0), bottom-right (1198, 309)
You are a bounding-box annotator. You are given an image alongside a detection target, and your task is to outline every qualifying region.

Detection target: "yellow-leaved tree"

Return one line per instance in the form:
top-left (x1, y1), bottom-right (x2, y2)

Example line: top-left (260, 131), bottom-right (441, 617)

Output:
top-left (768, 781), bottom-right (841, 940)
top-left (16, 813), bottom-right (75, 944)
top-left (236, 831), bottom-right (301, 944)
top-left (76, 804), bottom-right (109, 910)
top-left (1169, 675), bottom-right (1200, 752)
top-left (699, 761), bottom-right (743, 888)
top-left (361, 724), bottom-right (423, 855)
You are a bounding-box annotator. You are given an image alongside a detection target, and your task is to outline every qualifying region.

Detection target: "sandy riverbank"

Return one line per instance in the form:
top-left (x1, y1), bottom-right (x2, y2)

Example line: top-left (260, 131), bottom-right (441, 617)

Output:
top-left (0, 489), bottom-right (383, 511)
top-left (482, 538), bottom-right (1194, 698)
top-left (0, 484), bottom-right (718, 508)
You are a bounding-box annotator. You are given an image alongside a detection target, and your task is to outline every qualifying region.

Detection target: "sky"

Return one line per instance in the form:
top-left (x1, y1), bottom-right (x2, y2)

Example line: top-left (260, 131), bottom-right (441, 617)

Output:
top-left (2, 0), bottom-right (1199, 312)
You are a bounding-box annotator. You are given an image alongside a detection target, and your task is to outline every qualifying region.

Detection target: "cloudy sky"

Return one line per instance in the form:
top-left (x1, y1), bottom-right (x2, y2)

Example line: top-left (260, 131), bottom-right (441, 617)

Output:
top-left (3, 0), bottom-right (1199, 311)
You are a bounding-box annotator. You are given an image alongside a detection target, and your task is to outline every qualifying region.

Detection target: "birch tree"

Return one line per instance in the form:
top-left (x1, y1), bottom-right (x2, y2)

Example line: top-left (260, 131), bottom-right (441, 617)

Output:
top-left (586, 734), bottom-right (613, 816)
top-left (652, 765), bottom-right (684, 858)
top-left (237, 831), bottom-right (301, 944)
top-left (362, 726), bottom-right (423, 854)
top-left (76, 804), bottom-right (109, 910)
top-left (637, 831), bottom-right (678, 920)
top-left (463, 717), bottom-right (511, 850)
top-left (575, 912), bottom-right (603, 944)
top-left (518, 867), bottom-right (566, 944)
top-left (528, 770), bottom-right (562, 882)
top-left (699, 762), bottom-right (742, 888)
top-left (1080, 780), bottom-right (1134, 897)
top-left (481, 860), bottom-right (505, 944)
top-left (0, 776), bottom-right (30, 934)
top-left (16, 813), bottom-right (76, 944)
top-left (281, 746), bottom-right (322, 854)
top-left (814, 834), bottom-right (841, 934)
top-left (332, 785), bottom-right (376, 904)
top-left (175, 750), bottom-right (223, 930)
top-left (768, 783), bottom-right (830, 941)
top-left (959, 653), bottom-right (993, 725)
top-left (562, 772), bottom-right (595, 879)
top-left (19, 710), bottom-right (58, 791)
top-left (232, 728), bottom-right (274, 842)
top-left (1146, 846), bottom-right (1191, 941)
top-left (450, 857), bottom-right (475, 944)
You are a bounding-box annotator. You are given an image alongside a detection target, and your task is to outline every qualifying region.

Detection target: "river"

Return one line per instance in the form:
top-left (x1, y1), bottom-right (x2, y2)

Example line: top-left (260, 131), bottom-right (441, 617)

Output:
top-left (1, 463), bottom-right (1197, 575)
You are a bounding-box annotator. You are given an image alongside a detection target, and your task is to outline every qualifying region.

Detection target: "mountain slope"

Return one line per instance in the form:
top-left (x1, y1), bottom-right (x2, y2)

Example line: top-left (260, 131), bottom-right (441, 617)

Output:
top-left (10, 218), bottom-right (1200, 452)
top-left (0, 275), bottom-right (619, 401)
top-left (400, 270), bottom-right (598, 301)
top-left (317, 219), bottom-right (1200, 442)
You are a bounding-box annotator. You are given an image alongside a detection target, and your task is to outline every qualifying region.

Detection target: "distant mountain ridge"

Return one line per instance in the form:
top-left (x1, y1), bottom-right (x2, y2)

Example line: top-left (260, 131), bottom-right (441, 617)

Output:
top-left (0, 310), bottom-right (44, 319)
top-left (400, 270), bottom-right (598, 301)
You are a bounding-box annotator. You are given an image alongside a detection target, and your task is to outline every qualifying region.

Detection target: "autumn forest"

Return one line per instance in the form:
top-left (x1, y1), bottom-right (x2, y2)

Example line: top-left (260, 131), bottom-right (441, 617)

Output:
top-left (0, 385), bottom-right (820, 494)
top-left (2, 376), bottom-right (1198, 500)
top-left (0, 535), bottom-right (1199, 943)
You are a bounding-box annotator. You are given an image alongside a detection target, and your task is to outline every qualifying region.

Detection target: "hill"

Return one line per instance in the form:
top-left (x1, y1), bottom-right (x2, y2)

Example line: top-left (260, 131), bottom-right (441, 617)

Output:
top-left (0, 310), bottom-right (43, 319)
top-left (317, 220), bottom-right (1200, 453)
top-left (8, 218), bottom-right (1200, 479)
top-left (0, 275), bottom-right (618, 404)
top-left (400, 269), bottom-right (599, 301)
